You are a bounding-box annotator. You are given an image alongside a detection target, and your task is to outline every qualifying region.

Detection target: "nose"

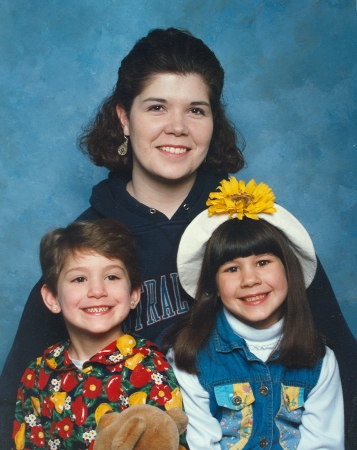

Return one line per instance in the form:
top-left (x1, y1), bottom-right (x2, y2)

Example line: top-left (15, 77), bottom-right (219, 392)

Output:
top-left (165, 110), bottom-right (188, 136)
top-left (87, 279), bottom-right (107, 298)
top-left (240, 267), bottom-right (261, 288)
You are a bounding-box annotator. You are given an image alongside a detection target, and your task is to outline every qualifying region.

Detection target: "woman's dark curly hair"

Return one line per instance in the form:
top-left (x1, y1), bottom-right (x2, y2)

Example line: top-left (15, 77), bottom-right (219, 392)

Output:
top-left (79, 28), bottom-right (245, 175)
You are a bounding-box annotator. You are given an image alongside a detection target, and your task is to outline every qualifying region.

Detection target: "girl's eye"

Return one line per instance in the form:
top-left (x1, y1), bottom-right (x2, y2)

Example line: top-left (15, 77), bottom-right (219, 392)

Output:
top-left (257, 260), bottom-right (269, 267)
top-left (73, 277), bottom-right (86, 283)
top-left (226, 266), bottom-right (239, 273)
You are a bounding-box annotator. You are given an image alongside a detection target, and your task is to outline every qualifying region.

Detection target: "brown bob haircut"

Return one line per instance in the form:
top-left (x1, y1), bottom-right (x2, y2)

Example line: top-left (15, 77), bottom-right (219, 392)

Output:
top-left (79, 28), bottom-right (245, 175)
top-left (39, 219), bottom-right (141, 295)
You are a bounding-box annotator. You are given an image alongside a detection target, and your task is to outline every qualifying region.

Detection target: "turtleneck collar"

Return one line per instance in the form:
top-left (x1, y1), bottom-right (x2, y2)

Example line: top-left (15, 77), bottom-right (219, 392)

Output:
top-left (223, 307), bottom-right (283, 362)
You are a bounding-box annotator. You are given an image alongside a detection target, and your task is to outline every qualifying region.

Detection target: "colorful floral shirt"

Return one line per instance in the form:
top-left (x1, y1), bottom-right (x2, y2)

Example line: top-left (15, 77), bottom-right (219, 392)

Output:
top-left (13, 334), bottom-right (185, 449)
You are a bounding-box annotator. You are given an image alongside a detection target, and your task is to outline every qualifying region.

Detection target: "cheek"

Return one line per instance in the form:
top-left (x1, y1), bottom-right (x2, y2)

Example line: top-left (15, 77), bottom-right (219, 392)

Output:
top-left (216, 275), bottom-right (233, 299)
top-left (57, 287), bottom-right (81, 307)
top-left (198, 122), bottom-right (214, 145)
top-left (275, 272), bottom-right (288, 296)
top-left (115, 286), bottom-right (132, 301)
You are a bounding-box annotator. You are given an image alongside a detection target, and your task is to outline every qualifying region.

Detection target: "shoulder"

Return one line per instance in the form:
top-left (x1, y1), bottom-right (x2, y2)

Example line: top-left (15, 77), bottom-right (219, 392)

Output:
top-left (118, 333), bottom-right (163, 360)
top-left (198, 170), bottom-right (227, 192)
top-left (44, 340), bottom-right (69, 354)
top-left (76, 206), bottom-right (104, 221)
top-left (42, 340), bottom-right (70, 368)
top-left (320, 346), bottom-right (340, 380)
top-left (307, 345), bottom-right (342, 397)
top-left (22, 341), bottom-right (68, 367)
top-left (126, 334), bottom-right (174, 369)
top-left (129, 333), bottom-right (158, 349)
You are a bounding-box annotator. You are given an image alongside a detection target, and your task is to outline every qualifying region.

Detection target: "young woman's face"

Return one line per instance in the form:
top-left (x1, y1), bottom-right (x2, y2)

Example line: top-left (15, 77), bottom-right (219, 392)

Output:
top-left (116, 73), bottom-right (214, 184)
top-left (42, 251), bottom-right (140, 341)
top-left (216, 253), bottom-right (288, 329)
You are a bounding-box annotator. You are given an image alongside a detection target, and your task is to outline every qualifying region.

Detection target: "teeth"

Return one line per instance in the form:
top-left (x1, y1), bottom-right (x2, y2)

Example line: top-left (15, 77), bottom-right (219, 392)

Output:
top-left (243, 294), bottom-right (266, 302)
top-left (160, 146), bottom-right (187, 154)
top-left (85, 307), bottom-right (110, 313)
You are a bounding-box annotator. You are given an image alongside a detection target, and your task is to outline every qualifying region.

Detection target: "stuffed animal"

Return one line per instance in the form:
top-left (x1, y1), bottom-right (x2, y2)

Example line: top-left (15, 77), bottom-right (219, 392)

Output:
top-left (93, 404), bottom-right (188, 450)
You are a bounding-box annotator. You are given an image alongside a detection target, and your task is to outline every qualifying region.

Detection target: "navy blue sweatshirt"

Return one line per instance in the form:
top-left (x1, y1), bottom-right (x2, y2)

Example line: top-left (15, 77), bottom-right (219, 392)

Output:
top-left (1, 170), bottom-right (356, 448)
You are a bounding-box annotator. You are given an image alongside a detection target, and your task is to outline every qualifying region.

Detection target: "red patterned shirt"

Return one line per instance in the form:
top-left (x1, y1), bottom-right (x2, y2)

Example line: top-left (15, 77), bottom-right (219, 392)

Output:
top-left (13, 334), bottom-right (184, 449)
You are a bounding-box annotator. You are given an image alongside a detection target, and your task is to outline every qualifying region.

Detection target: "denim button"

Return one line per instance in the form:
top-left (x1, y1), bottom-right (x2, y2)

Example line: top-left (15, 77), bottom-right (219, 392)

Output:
top-left (259, 384), bottom-right (269, 396)
top-left (232, 395), bottom-right (242, 406)
top-left (260, 437), bottom-right (268, 448)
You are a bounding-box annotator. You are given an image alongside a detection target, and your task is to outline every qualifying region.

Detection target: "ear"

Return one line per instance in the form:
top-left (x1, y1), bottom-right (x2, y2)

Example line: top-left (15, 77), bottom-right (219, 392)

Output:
top-left (41, 284), bottom-right (61, 314)
top-left (116, 105), bottom-right (130, 136)
top-left (130, 287), bottom-right (141, 310)
top-left (96, 411), bottom-right (117, 432)
top-left (166, 408), bottom-right (188, 435)
top-left (112, 416), bottom-right (146, 449)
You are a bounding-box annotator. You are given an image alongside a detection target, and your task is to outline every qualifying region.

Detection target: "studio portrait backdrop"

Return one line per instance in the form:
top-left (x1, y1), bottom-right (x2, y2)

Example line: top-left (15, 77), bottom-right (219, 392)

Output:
top-left (0, 0), bottom-right (356, 374)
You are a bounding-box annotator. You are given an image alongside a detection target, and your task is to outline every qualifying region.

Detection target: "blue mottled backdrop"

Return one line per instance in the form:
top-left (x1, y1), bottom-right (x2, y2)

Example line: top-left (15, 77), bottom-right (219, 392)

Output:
top-left (1, 0), bottom-right (356, 372)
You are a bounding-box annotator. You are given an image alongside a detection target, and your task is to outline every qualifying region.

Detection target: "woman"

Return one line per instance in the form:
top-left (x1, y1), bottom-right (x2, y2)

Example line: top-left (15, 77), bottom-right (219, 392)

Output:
top-left (0, 28), bottom-right (355, 448)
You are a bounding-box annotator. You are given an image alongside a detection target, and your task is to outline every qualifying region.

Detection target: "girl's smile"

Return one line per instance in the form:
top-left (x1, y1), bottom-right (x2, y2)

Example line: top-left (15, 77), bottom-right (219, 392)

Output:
top-left (238, 293), bottom-right (270, 303)
top-left (216, 253), bottom-right (288, 329)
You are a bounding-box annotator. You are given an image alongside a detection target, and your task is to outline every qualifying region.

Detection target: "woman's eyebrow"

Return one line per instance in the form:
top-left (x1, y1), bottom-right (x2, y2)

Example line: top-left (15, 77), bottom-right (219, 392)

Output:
top-left (191, 101), bottom-right (210, 107)
top-left (142, 97), bottom-right (167, 103)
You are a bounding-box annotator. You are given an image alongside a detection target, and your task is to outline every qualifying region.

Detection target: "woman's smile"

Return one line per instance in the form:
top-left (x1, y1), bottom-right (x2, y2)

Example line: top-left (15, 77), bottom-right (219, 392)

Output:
top-left (158, 145), bottom-right (190, 155)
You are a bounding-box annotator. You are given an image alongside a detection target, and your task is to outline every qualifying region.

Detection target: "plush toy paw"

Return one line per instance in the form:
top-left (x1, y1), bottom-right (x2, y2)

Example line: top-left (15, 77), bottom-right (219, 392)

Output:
top-left (93, 404), bottom-right (188, 450)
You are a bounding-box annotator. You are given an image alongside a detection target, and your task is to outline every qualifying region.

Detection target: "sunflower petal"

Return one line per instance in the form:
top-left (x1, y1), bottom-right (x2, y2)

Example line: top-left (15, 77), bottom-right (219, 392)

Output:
top-left (206, 177), bottom-right (276, 220)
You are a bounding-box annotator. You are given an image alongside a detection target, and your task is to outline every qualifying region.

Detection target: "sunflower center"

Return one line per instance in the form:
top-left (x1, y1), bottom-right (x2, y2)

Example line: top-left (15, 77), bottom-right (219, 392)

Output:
top-left (229, 193), bottom-right (254, 207)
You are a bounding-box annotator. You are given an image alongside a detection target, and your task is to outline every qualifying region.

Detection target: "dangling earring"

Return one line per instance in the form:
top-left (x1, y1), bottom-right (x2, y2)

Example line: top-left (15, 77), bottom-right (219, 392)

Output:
top-left (118, 136), bottom-right (128, 156)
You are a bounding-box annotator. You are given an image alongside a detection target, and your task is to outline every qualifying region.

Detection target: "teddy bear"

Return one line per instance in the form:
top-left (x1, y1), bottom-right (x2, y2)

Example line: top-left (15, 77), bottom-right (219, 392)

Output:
top-left (93, 404), bottom-right (188, 450)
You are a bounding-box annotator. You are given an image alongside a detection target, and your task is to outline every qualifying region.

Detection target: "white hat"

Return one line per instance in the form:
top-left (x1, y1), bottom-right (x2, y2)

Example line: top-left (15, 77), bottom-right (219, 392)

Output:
top-left (177, 178), bottom-right (317, 298)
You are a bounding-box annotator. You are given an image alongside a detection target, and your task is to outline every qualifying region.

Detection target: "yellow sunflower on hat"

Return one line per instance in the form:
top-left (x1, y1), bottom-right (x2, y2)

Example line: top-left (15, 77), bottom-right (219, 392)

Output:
top-left (206, 177), bottom-right (277, 220)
